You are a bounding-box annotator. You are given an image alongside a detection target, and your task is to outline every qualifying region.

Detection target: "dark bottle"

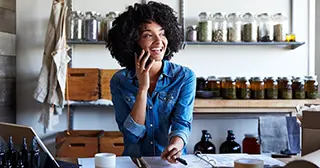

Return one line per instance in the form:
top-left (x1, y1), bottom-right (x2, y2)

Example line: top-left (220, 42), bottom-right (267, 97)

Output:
top-left (20, 138), bottom-right (28, 168)
top-left (29, 137), bottom-right (40, 168)
top-left (16, 152), bottom-right (24, 168)
top-left (219, 130), bottom-right (241, 154)
top-left (0, 143), bottom-right (5, 168)
top-left (194, 130), bottom-right (216, 154)
top-left (3, 160), bottom-right (12, 168)
top-left (6, 137), bottom-right (16, 167)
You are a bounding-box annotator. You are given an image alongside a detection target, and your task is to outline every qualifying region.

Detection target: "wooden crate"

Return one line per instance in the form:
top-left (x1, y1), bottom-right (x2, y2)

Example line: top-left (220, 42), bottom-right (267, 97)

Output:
top-left (100, 69), bottom-right (118, 100)
top-left (100, 131), bottom-right (124, 156)
top-left (66, 68), bottom-right (99, 101)
top-left (55, 130), bottom-right (104, 158)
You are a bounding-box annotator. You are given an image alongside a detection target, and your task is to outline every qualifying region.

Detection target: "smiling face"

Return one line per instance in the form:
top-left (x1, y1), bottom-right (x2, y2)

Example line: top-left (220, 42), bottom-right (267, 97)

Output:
top-left (137, 21), bottom-right (168, 61)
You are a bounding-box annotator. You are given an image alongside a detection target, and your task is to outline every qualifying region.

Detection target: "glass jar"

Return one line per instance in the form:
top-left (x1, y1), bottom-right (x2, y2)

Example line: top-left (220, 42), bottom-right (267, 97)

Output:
top-left (198, 12), bottom-right (212, 42)
top-left (104, 12), bottom-right (118, 41)
top-left (242, 134), bottom-right (261, 154)
top-left (196, 77), bottom-right (207, 91)
top-left (272, 13), bottom-right (288, 42)
top-left (84, 11), bottom-right (98, 41)
top-left (236, 77), bottom-right (250, 99)
top-left (278, 77), bottom-right (293, 99)
top-left (250, 77), bottom-right (264, 99)
top-left (207, 76), bottom-right (221, 98)
top-left (67, 11), bottom-right (83, 40)
top-left (221, 77), bottom-right (236, 99)
top-left (186, 25), bottom-right (198, 42)
top-left (257, 13), bottom-right (273, 42)
top-left (305, 76), bottom-right (318, 99)
top-left (292, 77), bottom-right (305, 99)
top-left (212, 12), bottom-right (227, 42)
top-left (227, 13), bottom-right (241, 42)
top-left (241, 13), bottom-right (258, 42)
top-left (94, 13), bottom-right (103, 41)
top-left (264, 77), bottom-right (278, 99)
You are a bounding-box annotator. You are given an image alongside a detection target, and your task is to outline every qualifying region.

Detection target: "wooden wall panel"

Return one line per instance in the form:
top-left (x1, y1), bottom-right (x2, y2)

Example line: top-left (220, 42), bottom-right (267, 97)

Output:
top-left (0, 7), bottom-right (15, 34)
top-left (0, 56), bottom-right (15, 78)
top-left (0, 32), bottom-right (15, 56)
top-left (0, 0), bottom-right (15, 11)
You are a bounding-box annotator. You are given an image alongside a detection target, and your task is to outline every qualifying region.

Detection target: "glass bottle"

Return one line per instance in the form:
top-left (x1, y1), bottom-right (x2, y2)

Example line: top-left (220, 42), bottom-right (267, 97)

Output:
top-left (207, 76), bottom-right (221, 98)
top-left (84, 11), bottom-right (98, 41)
top-left (221, 77), bottom-right (236, 99)
top-left (257, 13), bottom-right (273, 42)
top-left (242, 134), bottom-right (261, 154)
top-left (194, 130), bottom-right (216, 154)
top-left (0, 143), bottom-right (4, 168)
top-left (264, 77), bottom-right (278, 99)
top-left (6, 137), bottom-right (16, 167)
top-left (305, 76), bottom-right (318, 99)
top-left (212, 12), bottom-right (227, 42)
top-left (236, 77), bottom-right (250, 99)
top-left (104, 12), bottom-right (118, 41)
top-left (250, 77), bottom-right (265, 99)
top-left (241, 13), bottom-right (258, 42)
top-left (220, 130), bottom-right (241, 154)
top-left (292, 77), bottom-right (305, 99)
top-left (198, 12), bottom-right (212, 42)
top-left (20, 138), bottom-right (28, 168)
top-left (30, 137), bottom-right (40, 168)
top-left (186, 25), bottom-right (198, 42)
top-left (67, 11), bottom-right (83, 40)
top-left (227, 13), bottom-right (241, 42)
top-left (272, 13), bottom-right (287, 42)
top-left (278, 77), bottom-right (293, 99)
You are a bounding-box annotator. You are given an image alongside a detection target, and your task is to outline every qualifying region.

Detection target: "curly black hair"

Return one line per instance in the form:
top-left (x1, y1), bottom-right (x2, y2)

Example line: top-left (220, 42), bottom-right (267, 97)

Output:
top-left (106, 1), bottom-right (183, 70)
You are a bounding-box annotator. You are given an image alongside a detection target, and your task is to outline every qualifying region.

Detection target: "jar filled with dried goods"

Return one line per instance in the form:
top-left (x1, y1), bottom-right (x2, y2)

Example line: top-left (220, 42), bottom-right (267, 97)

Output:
top-left (104, 12), bottom-right (118, 41)
top-left (272, 13), bottom-right (287, 42)
top-left (251, 77), bottom-right (264, 99)
top-left (278, 77), bottom-right (293, 99)
top-left (264, 77), bottom-right (278, 99)
top-left (84, 11), bottom-right (98, 41)
top-left (257, 13), bottom-right (273, 42)
top-left (221, 77), bottom-right (236, 99)
top-left (67, 11), bottom-right (83, 40)
top-left (236, 77), bottom-right (250, 99)
top-left (241, 13), bottom-right (258, 42)
top-left (227, 13), bottom-right (241, 42)
top-left (186, 25), bottom-right (198, 42)
top-left (207, 76), bottom-right (221, 98)
top-left (197, 77), bottom-right (207, 91)
top-left (292, 77), bottom-right (305, 99)
top-left (198, 12), bottom-right (212, 42)
top-left (212, 12), bottom-right (227, 42)
top-left (305, 76), bottom-right (318, 99)
top-left (94, 13), bottom-right (103, 41)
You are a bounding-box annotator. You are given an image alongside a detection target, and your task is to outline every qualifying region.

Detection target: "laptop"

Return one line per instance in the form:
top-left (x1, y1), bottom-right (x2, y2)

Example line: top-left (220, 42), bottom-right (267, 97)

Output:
top-left (0, 122), bottom-right (80, 168)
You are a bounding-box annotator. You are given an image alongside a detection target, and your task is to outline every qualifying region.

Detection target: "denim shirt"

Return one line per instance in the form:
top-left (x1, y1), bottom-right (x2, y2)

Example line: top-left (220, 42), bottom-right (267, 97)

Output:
top-left (110, 60), bottom-right (196, 157)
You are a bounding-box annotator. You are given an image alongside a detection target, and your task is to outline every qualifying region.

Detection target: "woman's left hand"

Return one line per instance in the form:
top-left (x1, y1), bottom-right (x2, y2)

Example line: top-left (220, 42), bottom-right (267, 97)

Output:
top-left (161, 137), bottom-right (184, 163)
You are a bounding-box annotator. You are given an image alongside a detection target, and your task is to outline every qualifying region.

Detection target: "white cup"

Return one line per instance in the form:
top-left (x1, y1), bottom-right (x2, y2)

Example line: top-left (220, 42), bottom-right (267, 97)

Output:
top-left (95, 153), bottom-right (116, 168)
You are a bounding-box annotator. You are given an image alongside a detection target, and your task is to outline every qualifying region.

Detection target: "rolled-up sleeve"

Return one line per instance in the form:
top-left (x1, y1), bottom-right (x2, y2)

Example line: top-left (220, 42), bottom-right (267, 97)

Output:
top-left (110, 75), bottom-right (146, 144)
top-left (169, 70), bottom-right (196, 146)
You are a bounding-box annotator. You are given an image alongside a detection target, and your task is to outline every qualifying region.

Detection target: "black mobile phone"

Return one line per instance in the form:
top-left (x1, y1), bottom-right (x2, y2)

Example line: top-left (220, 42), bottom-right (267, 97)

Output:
top-left (135, 45), bottom-right (152, 67)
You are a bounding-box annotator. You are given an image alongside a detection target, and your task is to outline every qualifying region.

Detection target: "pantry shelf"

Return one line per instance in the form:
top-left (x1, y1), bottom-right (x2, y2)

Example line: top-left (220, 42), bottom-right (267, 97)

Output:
top-left (67, 40), bottom-right (106, 45)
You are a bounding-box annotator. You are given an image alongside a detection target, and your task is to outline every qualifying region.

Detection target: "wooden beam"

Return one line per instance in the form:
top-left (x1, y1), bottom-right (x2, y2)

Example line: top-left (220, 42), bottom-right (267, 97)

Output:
top-left (0, 0), bottom-right (15, 11)
top-left (0, 7), bottom-right (15, 34)
top-left (0, 56), bottom-right (15, 78)
top-left (0, 105), bottom-right (15, 123)
top-left (0, 78), bottom-right (15, 106)
top-left (0, 32), bottom-right (15, 56)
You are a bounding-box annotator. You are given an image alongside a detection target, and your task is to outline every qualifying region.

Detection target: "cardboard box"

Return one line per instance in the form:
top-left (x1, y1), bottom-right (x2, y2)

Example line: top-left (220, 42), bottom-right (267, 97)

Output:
top-left (302, 110), bottom-right (320, 156)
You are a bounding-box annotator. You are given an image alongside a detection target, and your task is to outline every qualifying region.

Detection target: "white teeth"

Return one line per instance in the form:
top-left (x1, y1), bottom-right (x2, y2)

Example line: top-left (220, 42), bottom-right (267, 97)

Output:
top-left (151, 48), bottom-right (162, 51)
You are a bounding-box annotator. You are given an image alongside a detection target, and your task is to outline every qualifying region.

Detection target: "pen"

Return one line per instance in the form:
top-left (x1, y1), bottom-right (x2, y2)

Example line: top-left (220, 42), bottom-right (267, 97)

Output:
top-left (176, 157), bottom-right (188, 166)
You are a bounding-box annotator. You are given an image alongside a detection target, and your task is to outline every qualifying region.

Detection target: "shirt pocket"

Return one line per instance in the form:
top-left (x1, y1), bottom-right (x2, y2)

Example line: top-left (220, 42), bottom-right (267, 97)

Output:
top-left (123, 94), bottom-right (136, 109)
top-left (158, 91), bottom-right (178, 117)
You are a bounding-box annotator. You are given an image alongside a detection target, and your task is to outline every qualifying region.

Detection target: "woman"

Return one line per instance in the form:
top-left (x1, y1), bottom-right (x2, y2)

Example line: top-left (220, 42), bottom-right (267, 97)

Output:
top-left (107, 1), bottom-right (196, 164)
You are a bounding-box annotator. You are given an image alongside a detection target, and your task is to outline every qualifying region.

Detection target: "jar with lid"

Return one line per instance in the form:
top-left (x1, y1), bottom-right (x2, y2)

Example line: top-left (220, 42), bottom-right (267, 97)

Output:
top-left (272, 13), bottom-right (288, 42)
top-left (196, 77), bottom-right (207, 91)
top-left (241, 13), bottom-right (258, 42)
top-left (104, 12), bottom-right (118, 41)
top-left (198, 12), bottom-right (212, 42)
top-left (94, 13), bottom-right (103, 41)
top-left (251, 77), bottom-right (265, 99)
top-left (84, 11), bottom-right (98, 41)
top-left (207, 76), bottom-right (220, 98)
top-left (305, 76), bottom-right (318, 99)
top-left (236, 77), bottom-right (250, 99)
top-left (292, 77), bottom-right (305, 99)
top-left (67, 11), bottom-right (83, 40)
top-left (227, 13), bottom-right (241, 42)
top-left (221, 77), bottom-right (236, 99)
top-left (264, 77), bottom-right (278, 99)
top-left (257, 13), bottom-right (273, 42)
top-left (242, 134), bottom-right (261, 154)
top-left (220, 130), bottom-right (241, 154)
top-left (212, 12), bottom-right (227, 42)
top-left (278, 77), bottom-right (293, 99)
top-left (186, 25), bottom-right (197, 42)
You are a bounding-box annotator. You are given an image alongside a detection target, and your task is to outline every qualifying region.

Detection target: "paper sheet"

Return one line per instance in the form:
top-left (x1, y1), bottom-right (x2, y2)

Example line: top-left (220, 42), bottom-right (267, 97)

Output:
top-left (78, 156), bottom-right (137, 168)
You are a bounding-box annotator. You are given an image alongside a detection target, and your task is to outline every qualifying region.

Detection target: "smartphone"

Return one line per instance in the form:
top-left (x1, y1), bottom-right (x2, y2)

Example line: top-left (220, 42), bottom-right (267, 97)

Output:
top-left (135, 45), bottom-right (152, 67)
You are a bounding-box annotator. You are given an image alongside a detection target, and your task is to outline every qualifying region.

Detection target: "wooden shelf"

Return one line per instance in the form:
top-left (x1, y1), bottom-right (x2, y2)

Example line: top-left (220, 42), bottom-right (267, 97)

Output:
top-left (67, 40), bottom-right (106, 45)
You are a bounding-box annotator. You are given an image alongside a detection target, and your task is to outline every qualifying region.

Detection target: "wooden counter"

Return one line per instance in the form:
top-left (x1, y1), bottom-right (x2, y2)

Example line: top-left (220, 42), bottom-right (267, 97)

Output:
top-left (193, 99), bottom-right (320, 114)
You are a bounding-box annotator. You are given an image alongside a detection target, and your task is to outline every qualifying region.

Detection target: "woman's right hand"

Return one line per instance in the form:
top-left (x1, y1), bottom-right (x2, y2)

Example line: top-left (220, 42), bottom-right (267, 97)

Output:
top-left (135, 50), bottom-right (155, 91)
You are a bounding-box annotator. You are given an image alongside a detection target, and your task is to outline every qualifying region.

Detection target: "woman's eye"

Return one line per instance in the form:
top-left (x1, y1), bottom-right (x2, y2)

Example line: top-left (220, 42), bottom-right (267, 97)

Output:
top-left (143, 34), bottom-right (152, 38)
top-left (160, 32), bottom-right (165, 36)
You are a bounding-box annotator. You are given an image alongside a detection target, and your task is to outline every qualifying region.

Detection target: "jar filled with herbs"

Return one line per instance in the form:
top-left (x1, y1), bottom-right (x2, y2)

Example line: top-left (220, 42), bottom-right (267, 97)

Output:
top-left (227, 13), bottom-right (241, 42)
top-left (186, 25), bottom-right (198, 42)
top-left (104, 12), bottom-right (118, 41)
top-left (272, 13), bottom-right (287, 42)
top-left (264, 77), bottom-right (278, 99)
top-left (292, 77), bottom-right (305, 99)
top-left (212, 12), bottom-right (227, 42)
top-left (198, 12), bottom-right (212, 42)
top-left (207, 76), bottom-right (221, 98)
top-left (241, 13), bottom-right (258, 42)
top-left (221, 77), bottom-right (236, 99)
top-left (305, 76), bottom-right (318, 99)
top-left (251, 77), bottom-right (265, 99)
top-left (278, 77), bottom-right (293, 99)
top-left (257, 13), bottom-right (273, 42)
top-left (236, 77), bottom-right (250, 99)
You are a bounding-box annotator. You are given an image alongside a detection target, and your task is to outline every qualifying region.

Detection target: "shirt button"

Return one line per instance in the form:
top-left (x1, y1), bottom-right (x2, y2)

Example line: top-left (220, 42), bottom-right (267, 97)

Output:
top-left (150, 141), bottom-right (153, 145)
top-left (150, 124), bottom-right (153, 127)
top-left (149, 106), bottom-right (153, 110)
